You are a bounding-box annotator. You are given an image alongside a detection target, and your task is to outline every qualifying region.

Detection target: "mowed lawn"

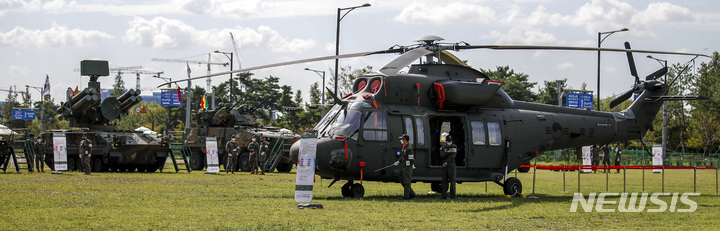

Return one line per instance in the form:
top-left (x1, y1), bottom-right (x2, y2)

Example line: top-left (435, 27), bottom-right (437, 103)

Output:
top-left (1, 165), bottom-right (719, 230)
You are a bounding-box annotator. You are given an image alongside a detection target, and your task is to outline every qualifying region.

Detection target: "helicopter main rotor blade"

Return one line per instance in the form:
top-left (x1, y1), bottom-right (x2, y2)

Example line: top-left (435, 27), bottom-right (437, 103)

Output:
top-left (645, 66), bottom-right (668, 81)
top-left (624, 42), bottom-right (639, 80)
top-left (609, 87), bottom-right (636, 109)
top-left (157, 49), bottom-right (401, 88)
top-left (460, 45), bottom-right (710, 58)
top-left (379, 48), bottom-right (432, 76)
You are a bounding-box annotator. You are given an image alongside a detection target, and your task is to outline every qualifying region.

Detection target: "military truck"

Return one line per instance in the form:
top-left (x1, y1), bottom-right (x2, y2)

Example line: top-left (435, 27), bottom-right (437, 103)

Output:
top-left (42, 60), bottom-right (170, 172)
top-left (183, 102), bottom-right (298, 172)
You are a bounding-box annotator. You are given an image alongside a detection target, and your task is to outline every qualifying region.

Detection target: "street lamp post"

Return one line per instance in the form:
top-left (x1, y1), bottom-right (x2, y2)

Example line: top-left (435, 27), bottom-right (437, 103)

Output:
top-left (648, 55), bottom-right (668, 159)
top-left (215, 51), bottom-right (234, 107)
top-left (597, 28), bottom-right (629, 111)
top-left (304, 68), bottom-right (326, 117)
top-left (26, 85), bottom-right (44, 134)
top-left (334, 3), bottom-right (371, 99)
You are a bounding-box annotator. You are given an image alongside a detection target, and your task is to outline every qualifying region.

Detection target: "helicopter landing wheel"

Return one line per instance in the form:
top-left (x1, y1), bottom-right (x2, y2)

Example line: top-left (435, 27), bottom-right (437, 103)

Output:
top-left (350, 183), bottom-right (365, 198)
top-left (341, 182), bottom-right (352, 197)
top-left (503, 177), bottom-right (522, 197)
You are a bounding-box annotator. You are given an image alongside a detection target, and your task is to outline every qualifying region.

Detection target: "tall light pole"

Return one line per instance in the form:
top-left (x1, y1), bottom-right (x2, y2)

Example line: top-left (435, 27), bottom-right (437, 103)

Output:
top-left (26, 85), bottom-right (44, 134)
top-left (648, 55), bottom-right (668, 157)
top-left (305, 68), bottom-right (326, 117)
top-left (597, 28), bottom-right (629, 111)
top-left (334, 3), bottom-right (371, 99)
top-left (215, 50), bottom-right (234, 106)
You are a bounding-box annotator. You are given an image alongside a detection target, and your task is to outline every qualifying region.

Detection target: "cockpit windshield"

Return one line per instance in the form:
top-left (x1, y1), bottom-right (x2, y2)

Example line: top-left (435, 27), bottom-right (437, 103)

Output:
top-left (314, 102), bottom-right (371, 139)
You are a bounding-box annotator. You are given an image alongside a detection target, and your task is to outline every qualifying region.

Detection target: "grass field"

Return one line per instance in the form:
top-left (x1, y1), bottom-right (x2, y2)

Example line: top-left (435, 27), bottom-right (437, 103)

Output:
top-left (1, 165), bottom-right (719, 230)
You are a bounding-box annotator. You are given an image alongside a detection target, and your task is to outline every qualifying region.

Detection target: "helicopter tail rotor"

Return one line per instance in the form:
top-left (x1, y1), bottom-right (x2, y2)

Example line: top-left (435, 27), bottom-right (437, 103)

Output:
top-left (608, 42), bottom-right (670, 109)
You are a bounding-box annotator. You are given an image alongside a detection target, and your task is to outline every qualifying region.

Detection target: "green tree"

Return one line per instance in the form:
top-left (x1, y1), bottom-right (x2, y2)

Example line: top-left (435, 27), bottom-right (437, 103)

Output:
top-left (111, 73), bottom-right (125, 98)
top-left (481, 66), bottom-right (537, 102)
top-left (116, 102), bottom-right (167, 133)
top-left (536, 79), bottom-right (567, 105)
top-left (1, 87), bottom-right (20, 127)
top-left (689, 51), bottom-right (720, 154)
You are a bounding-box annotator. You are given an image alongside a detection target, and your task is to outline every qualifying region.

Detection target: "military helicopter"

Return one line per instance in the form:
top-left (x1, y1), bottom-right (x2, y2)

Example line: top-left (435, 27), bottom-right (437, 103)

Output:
top-left (160, 35), bottom-right (707, 198)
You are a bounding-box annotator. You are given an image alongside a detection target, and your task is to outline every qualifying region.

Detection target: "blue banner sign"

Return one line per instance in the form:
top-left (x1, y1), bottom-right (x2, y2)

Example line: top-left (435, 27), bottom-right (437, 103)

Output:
top-left (566, 93), bottom-right (594, 110)
top-left (12, 110), bottom-right (36, 120)
top-left (161, 91), bottom-right (183, 106)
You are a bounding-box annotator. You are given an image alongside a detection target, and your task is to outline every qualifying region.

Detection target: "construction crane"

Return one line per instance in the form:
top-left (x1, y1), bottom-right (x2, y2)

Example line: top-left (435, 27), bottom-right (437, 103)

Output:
top-left (151, 56), bottom-right (228, 91)
top-left (108, 69), bottom-right (164, 89)
top-left (73, 66), bottom-right (142, 72)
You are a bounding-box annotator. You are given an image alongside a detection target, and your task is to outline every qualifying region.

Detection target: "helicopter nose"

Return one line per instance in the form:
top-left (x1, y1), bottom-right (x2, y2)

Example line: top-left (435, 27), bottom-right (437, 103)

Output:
top-left (291, 138), bottom-right (348, 179)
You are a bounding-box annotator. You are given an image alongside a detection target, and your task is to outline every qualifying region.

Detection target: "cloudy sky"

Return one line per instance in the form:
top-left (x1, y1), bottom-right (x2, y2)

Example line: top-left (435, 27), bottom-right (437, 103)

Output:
top-left (1, 0), bottom-right (719, 106)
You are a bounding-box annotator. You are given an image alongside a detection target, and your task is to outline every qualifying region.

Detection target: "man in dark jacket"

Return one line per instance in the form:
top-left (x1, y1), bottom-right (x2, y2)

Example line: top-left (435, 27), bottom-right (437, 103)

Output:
top-left (395, 134), bottom-right (416, 200)
top-left (34, 137), bottom-right (45, 172)
top-left (440, 135), bottom-right (457, 199)
top-left (79, 133), bottom-right (93, 175)
top-left (225, 135), bottom-right (240, 174)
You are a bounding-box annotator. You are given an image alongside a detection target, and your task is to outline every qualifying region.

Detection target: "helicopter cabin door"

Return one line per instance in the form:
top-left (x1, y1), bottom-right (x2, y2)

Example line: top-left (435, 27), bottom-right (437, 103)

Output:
top-left (402, 116), bottom-right (428, 168)
top-left (428, 116), bottom-right (467, 168)
top-left (467, 120), bottom-right (504, 169)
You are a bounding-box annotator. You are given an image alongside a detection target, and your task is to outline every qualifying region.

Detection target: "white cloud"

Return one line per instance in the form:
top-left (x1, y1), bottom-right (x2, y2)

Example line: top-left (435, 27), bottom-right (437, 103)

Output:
top-left (484, 26), bottom-right (558, 45)
top-left (556, 62), bottom-right (574, 70)
top-left (124, 16), bottom-right (316, 53)
top-left (631, 2), bottom-right (695, 25)
top-left (394, 2), bottom-right (496, 25)
top-left (0, 22), bottom-right (113, 48)
top-left (9, 65), bottom-right (27, 75)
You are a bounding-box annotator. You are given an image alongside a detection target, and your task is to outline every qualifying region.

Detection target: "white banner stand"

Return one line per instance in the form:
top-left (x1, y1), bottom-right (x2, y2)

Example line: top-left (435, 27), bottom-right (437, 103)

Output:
top-left (205, 137), bottom-right (220, 174)
top-left (582, 146), bottom-right (592, 173)
top-left (652, 144), bottom-right (663, 173)
top-left (295, 130), bottom-right (321, 209)
top-left (52, 133), bottom-right (67, 174)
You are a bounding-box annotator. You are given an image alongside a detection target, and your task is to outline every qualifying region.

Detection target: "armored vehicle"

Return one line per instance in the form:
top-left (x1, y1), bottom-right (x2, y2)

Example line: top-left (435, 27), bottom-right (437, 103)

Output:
top-left (183, 102), bottom-right (298, 172)
top-left (42, 60), bottom-right (169, 172)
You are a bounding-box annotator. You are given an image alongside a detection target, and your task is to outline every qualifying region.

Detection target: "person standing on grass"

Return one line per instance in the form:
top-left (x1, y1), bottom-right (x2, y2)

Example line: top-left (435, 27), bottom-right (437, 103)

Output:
top-left (225, 135), bottom-right (240, 174)
top-left (394, 134), bottom-right (416, 200)
top-left (258, 136), bottom-right (269, 175)
top-left (34, 137), bottom-right (45, 172)
top-left (614, 143), bottom-right (623, 173)
top-left (602, 144), bottom-right (611, 173)
top-left (26, 134), bottom-right (35, 173)
top-left (591, 145), bottom-right (599, 173)
top-left (440, 135), bottom-right (457, 200)
top-left (248, 136), bottom-right (259, 174)
top-left (79, 133), bottom-right (93, 175)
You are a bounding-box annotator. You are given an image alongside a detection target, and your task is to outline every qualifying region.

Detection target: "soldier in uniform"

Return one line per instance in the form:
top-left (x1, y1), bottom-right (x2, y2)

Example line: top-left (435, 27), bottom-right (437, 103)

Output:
top-left (258, 136), bottom-right (270, 175)
top-left (224, 135), bottom-right (240, 174)
top-left (394, 134), bottom-right (416, 200)
top-left (591, 144), bottom-right (599, 173)
top-left (34, 136), bottom-right (45, 172)
top-left (440, 135), bottom-right (457, 200)
top-left (26, 134), bottom-right (35, 172)
top-left (614, 143), bottom-right (623, 173)
top-left (602, 144), bottom-right (611, 173)
top-left (79, 133), bottom-right (93, 175)
top-left (247, 136), bottom-right (259, 174)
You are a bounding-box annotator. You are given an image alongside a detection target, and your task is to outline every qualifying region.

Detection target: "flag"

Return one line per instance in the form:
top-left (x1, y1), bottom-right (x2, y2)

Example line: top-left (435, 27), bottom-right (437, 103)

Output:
top-left (177, 87), bottom-right (182, 102)
top-left (42, 75), bottom-right (50, 96)
top-left (186, 62), bottom-right (191, 77)
top-left (73, 86), bottom-right (79, 97)
top-left (200, 95), bottom-right (207, 109)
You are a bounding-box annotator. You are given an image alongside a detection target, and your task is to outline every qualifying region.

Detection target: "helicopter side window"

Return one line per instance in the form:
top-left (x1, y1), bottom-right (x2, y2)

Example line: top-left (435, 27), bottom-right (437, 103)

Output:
top-left (362, 111), bottom-right (387, 141)
top-left (471, 121), bottom-right (486, 145)
top-left (404, 117), bottom-right (414, 144)
top-left (487, 122), bottom-right (502, 146)
top-left (415, 118), bottom-right (425, 145)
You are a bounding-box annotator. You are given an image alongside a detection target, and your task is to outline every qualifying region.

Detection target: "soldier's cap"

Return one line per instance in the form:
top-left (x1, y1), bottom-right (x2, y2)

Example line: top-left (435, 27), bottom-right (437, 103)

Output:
top-left (445, 135), bottom-right (453, 142)
top-left (399, 134), bottom-right (410, 141)
top-left (82, 133), bottom-right (87, 137)
top-left (29, 134), bottom-right (34, 137)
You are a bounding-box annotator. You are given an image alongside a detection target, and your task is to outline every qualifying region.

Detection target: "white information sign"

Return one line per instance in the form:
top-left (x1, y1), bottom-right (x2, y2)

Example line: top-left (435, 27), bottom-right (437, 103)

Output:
top-left (652, 144), bottom-right (663, 173)
top-left (52, 134), bottom-right (68, 171)
top-left (295, 130), bottom-right (318, 203)
top-left (205, 137), bottom-right (220, 173)
top-left (582, 145), bottom-right (592, 173)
